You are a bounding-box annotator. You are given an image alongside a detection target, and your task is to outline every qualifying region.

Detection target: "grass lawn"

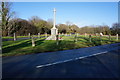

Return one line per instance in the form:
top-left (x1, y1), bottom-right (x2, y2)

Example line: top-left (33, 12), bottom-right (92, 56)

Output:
top-left (2, 34), bottom-right (50, 39)
top-left (2, 36), bottom-right (31, 39)
top-left (2, 35), bottom-right (120, 57)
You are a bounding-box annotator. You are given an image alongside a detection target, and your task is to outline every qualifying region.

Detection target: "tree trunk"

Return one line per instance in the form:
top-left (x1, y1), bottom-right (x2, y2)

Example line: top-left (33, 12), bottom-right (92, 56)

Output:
top-left (2, 30), bottom-right (8, 36)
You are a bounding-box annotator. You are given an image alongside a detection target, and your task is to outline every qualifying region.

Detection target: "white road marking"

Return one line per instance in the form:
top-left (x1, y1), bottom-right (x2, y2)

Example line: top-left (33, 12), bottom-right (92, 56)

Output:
top-left (36, 51), bottom-right (108, 68)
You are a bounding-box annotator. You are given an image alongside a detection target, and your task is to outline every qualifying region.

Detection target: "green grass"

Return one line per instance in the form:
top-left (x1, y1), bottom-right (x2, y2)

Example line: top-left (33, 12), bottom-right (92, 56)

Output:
top-left (3, 36), bottom-right (29, 39)
top-left (2, 35), bottom-right (120, 57)
top-left (2, 34), bottom-right (50, 39)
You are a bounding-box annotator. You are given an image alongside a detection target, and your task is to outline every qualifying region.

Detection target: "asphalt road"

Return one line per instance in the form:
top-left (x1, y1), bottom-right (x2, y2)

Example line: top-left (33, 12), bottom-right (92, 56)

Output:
top-left (2, 43), bottom-right (120, 79)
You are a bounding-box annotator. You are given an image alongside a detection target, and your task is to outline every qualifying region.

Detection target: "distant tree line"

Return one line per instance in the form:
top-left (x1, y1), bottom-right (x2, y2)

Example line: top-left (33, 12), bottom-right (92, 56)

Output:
top-left (1, 2), bottom-right (120, 36)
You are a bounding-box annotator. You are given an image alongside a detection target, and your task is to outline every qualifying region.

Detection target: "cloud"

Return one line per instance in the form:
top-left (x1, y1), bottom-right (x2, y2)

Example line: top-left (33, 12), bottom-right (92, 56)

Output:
top-left (74, 22), bottom-right (87, 28)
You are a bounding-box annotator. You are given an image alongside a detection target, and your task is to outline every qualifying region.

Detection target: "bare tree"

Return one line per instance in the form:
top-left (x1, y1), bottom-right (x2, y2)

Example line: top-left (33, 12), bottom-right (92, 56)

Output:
top-left (66, 21), bottom-right (73, 26)
top-left (0, 2), bottom-right (15, 36)
top-left (111, 23), bottom-right (120, 35)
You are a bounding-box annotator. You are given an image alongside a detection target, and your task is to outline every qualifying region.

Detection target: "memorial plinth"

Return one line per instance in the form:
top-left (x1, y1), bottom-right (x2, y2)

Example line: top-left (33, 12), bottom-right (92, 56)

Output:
top-left (51, 27), bottom-right (58, 40)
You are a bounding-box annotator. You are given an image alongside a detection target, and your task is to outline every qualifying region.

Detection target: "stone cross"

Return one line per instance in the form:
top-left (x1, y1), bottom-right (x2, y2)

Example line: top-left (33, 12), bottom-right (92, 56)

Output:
top-left (50, 8), bottom-right (58, 40)
top-left (53, 8), bottom-right (56, 29)
top-left (45, 8), bottom-right (58, 40)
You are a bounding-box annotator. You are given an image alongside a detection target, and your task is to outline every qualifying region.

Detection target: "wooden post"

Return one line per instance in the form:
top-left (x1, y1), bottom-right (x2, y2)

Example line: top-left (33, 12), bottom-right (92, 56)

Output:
top-left (85, 33), bottom-right (86, 37)
top-left (32, 36), bottom-right (35, 47)
top-left (74, 34), bottom-right (77, 42)
top-left (76, 33), bottom-right (78, 36)
top-left (89, 35), bottom-right (92, 42)
top-left (109, 34), bottom-right (111, 41)
top-left (70, 33), bottom-right (71, 36)
top-left (116, 34), bottom-right (118, 41)
top-left (100, 35), bottom-right (102, 42)
top-left (38, 33), bottom-right (40, 38)
top-left (14, 33), bottom-right (16, 41)
top-left (65, 33), bottom-right (67, 36)
top-left (44, 33), bottom-right (47, 37)
top-left (58, 33), bottom-right (60, 39)
top-left (56, 35), bottom-right (59, 45)
top-left (96, 33), bottom-right (98, 37)
top-left (28, 33), bottom-right (31, 38)
top-left (45, 33), bottom-right (47, 37)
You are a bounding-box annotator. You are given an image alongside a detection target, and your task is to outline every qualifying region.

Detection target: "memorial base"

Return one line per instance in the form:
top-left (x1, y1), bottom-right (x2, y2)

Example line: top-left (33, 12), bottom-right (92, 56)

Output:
top-left (46, 28), bottom-right (58, 40)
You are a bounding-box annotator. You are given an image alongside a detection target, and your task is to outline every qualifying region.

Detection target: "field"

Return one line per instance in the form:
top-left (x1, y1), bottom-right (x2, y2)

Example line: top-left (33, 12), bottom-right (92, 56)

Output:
top-left (2, 34), bottom-right (120, 57)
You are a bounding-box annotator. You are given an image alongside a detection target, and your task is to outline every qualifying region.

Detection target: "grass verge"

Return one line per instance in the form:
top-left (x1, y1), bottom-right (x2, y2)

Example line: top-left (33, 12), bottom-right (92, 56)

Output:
top-left (2, 35), bottom-right (120, 57)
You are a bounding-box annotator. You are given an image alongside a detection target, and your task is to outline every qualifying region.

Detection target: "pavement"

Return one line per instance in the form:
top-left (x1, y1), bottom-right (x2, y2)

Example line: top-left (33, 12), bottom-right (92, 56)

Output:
top-left (2, 43), bottom-right (120, 78)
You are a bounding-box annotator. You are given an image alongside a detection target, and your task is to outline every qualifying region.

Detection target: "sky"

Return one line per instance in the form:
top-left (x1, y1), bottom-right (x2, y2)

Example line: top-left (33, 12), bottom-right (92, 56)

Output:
top-left (12, 2), bottom-right (118, 27)
top-left (3, 0), bottom-right (120, 2)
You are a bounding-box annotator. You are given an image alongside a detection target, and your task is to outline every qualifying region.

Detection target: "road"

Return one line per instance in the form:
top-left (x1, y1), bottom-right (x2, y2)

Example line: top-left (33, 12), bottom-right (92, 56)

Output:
top-left (2, 43), bottom-right (120, 79)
